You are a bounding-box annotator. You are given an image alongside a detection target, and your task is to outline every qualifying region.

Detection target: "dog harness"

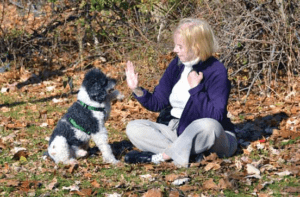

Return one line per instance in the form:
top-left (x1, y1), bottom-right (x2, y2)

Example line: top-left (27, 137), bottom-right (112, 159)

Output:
top-left (68, 117), bottom-right (92, 135)
top-left (67, 101), bottom-right (106, 135)
top-left (78, 100), bottom-right (106, 112)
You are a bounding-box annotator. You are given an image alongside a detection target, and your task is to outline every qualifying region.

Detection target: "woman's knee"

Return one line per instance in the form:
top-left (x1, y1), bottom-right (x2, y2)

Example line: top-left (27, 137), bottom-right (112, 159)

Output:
top-left (126, 119), bottom-right (149, 138)
top-left (188, 118), bottom-right (224, 139)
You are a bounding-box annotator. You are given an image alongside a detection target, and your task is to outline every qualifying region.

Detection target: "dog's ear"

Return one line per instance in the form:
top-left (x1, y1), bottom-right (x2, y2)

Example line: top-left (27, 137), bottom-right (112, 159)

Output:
top-left (88, 82), bottom-right (107, 102)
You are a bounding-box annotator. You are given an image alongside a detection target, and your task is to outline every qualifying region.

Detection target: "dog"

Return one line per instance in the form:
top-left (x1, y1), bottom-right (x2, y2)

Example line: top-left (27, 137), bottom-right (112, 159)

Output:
top-left (47, 68), bottom-right (123, 165)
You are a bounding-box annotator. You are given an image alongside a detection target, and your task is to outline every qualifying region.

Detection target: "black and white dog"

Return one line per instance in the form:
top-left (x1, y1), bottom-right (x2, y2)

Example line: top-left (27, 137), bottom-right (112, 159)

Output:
top-left (47, 69), bottom-right (123, 165)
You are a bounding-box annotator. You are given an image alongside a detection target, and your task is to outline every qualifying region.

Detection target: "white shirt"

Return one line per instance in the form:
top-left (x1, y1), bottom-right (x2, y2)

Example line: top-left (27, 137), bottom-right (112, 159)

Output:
top-left (169, 58), bottom-right (200, 118)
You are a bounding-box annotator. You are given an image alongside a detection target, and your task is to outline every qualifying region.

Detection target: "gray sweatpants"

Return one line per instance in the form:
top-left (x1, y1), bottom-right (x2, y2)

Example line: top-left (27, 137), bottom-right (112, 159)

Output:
top-left (126, 118), bottom-right (237, 167)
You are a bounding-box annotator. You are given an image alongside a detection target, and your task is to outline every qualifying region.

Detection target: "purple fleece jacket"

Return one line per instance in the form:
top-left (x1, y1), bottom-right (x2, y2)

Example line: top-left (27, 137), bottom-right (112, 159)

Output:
top-left (134, 56), bottom-right (235, 136)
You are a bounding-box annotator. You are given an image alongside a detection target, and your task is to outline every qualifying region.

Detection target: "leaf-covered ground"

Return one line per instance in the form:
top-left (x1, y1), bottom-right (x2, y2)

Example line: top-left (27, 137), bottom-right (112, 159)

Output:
top-left (0, 1), bottom-right (300, 197)
top-left (1, 58), bottom-right (300, 196)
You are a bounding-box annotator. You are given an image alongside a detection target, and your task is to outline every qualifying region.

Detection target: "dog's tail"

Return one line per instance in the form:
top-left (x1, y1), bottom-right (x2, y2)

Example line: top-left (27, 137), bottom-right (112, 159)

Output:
top-left (43, 151), bottom-right (50, 157)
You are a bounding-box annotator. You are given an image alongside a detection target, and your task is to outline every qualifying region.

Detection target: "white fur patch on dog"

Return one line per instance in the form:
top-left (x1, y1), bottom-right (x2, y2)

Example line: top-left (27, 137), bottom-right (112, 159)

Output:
top-left (77, 86), bottom-right (103, 108)
top-left (48, 135), bottom-right (74, 164)
top-left (73, 126), bottom-right (90, 143)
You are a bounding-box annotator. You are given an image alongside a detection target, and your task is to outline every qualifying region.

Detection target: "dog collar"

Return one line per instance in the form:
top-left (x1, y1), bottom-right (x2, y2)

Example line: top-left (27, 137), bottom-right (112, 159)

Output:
top-left (68, 117), bottom-right (91, 135)
top-left (78, 100), bottom-right (105, 112)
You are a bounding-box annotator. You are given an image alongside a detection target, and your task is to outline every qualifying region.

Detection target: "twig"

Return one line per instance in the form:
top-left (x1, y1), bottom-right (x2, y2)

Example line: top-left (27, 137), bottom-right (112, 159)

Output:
top-left (236, 38), bottom-right (276, 44)
top-left (244, 69), bottom-right (263, 103)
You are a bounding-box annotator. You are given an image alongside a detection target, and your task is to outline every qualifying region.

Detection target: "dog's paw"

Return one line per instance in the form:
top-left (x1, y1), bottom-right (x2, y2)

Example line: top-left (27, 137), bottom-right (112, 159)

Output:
top-left (112, 159), bottom-right (121, 165)
top-left (68, 159), bottom-right (79, 165)
top-left (76, 149), bottom-right (88, 158)
top-left (103, 157), bottom-right (119, 164)
top-left (116, 93), bottom-right (124, 101)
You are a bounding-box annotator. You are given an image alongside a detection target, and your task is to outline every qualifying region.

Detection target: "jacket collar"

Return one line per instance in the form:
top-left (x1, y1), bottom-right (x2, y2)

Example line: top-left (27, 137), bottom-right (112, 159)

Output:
top-left (192, 56), bottom-right (215, 72)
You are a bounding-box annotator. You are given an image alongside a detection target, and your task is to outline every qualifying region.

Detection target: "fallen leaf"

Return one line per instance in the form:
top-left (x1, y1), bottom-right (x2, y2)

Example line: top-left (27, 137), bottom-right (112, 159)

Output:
top-left (6, 121), bottom-right (27, 129)
top-left (178, 185), bottom-right (196, 192)
top-left (284, 186), bottom-right (300, 193)
top-left (6, 179), bottom-right (20, 187)
top-left (2, 133), bottom-right (16, 142)
top-left (165, 174), bottom-right (179, 182)
top-left (190, 162), bottom-right (201, 167)
top-left (105, 193), bottom-right (122, 197)
top-left (0, 139), bottom-right (6, 149)
top-left (140, 174), bottom-right (155, 182)
top-left (3, 162), bottom-right (9, 173)
top-left (168, 190), bottom-right (180, 197)
top-left (46, 178), bottom-right (58, 190)
top-left (1, 107), bottom-right (10, 112)
top-left (257, 193), bottom-right (269, 197)
top-left (40, 122), bottom-right (48, 127)
top-left (19, 156), bottom-right (27, 162)
top-left (204, 153), bottom-right (218, 162)
top-left (68, 163), bottom-right (78, 173)
top-left (46, 86), bottom-right (56, 92)
top-left (142, 188), bottom-right (162, 197)
top-left (84, 172), bottom-right (93, 178)
top-left (20, 180), bottom-right (31, 192)
top-left (202, 178), bottom-right (218, 190)
top-left (52, 98), bottom-right (63, 103)
top-left (12, 148), bottom-right (28, 160)
top-left (47, 119), bottom-right (55, 126)
top-left (62, 184), bottom-right (80, 191)
top-left (235, 158), bottom-right (242, 171)
top-left (1, 87), bottom-right (8, 93)
top-left (246, 164), bottom-right (261, 179)
top-left (144, 164), bottom-right (154, 171)
top-left (91, 180), bottom-right (101, 188)
top-left (72, 189), bottom-right (93, 196)
top-left (204, 163), bottom-right (221, 171)
top-left (246, 164), bottom-right (260, 176)
top-left (218, 178), bottom-right (232, 189)
top-left (172, 178), bottom-right (190, 186)
top-left (275, 170), bottom-right (291, 177)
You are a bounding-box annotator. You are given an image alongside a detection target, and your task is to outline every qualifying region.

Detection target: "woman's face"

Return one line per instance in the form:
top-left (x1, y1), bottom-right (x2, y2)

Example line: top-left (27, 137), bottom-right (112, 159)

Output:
top-left (173, 33), bottom-right (195, 62)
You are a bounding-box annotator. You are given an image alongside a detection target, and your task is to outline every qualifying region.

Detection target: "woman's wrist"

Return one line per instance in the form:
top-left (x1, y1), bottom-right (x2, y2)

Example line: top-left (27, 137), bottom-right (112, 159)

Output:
top-left (132, 87), bottom-right (143, 97)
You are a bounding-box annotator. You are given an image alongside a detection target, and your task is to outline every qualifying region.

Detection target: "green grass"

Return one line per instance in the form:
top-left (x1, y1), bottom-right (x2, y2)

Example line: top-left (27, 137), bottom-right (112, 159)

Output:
top-left (267, 177), bottom-right (300, 196)
top-left (280, 137), bottom-right (300, 146)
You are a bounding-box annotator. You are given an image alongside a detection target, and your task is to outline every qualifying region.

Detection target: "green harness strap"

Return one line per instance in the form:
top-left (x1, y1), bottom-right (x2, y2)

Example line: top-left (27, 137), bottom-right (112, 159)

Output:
top-left (78, 100), bottom-right (105, 112)
top-left (68, 117), bottom-right (91, 135)
top-left (68, 100), bottom-right (106, 135)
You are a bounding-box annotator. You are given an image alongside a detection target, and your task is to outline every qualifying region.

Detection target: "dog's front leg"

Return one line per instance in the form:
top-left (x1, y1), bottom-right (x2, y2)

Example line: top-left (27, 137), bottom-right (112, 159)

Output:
top-left (91, 130), bottom-right (119, 164)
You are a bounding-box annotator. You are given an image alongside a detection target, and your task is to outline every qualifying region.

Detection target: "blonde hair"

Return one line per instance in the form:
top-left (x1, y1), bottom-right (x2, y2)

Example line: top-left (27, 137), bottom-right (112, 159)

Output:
top-left (174, 18), bottom-right (218, 61)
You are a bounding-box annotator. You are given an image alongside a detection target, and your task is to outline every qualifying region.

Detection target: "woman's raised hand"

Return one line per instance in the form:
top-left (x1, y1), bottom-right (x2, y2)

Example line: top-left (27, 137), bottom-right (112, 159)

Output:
top-left (188, 71), bottom-right (203, 88)
top-left (125, 61), bottom-right (139, 91)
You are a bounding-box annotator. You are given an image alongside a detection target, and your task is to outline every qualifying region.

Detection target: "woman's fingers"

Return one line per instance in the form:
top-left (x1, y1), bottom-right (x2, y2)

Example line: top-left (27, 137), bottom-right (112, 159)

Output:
top-left (125, 61), bottom-right (138, 90)
top-left (188, 71), bottom-right (203, 88)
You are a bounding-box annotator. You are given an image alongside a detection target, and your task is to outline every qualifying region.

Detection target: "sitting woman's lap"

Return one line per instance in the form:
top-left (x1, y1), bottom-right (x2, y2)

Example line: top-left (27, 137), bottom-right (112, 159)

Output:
top-left (126, 118), bottom-right (237, 166)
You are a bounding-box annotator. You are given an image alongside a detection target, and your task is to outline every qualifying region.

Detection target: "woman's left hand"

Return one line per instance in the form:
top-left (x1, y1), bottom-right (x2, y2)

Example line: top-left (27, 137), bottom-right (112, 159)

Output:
top-left (188, 71), bottom-right (203, 88)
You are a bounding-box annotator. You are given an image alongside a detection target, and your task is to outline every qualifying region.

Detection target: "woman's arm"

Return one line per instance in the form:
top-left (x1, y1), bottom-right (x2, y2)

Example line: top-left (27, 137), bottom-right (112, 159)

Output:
top-left (127, 58), bottom-right (181, 112)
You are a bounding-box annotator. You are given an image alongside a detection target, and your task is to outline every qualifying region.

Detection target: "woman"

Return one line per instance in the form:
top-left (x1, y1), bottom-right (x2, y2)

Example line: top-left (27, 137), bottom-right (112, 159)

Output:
top-left (124, 18), bottom-right (237, 167)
